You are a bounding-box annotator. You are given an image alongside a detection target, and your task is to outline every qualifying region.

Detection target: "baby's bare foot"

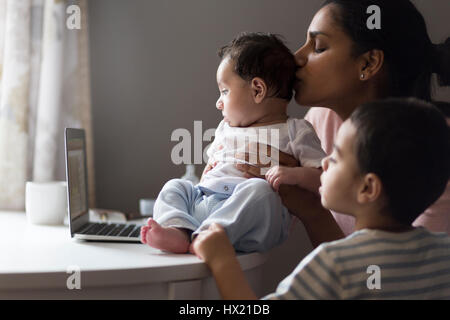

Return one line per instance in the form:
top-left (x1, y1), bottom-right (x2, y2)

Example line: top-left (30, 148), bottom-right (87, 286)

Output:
top-left (142, 219), bottom-right (190, 253)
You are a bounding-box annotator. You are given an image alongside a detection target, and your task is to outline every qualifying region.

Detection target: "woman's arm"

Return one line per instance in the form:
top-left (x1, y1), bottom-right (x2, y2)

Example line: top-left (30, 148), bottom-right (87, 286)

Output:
top-left (234, 143), bottom-right (300, 179)
top-left (234, 144), bottom-right (344, 247)
top-left (278, 184), bottom-right (344, 247)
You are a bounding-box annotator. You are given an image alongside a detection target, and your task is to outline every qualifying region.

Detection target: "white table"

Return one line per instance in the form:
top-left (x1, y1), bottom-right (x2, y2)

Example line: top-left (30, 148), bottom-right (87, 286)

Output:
top-left (0, 211), bottom-right (267, 299)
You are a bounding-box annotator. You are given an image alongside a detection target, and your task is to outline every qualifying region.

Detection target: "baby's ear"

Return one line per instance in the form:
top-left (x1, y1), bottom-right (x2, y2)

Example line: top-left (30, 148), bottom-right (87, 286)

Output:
top-left (251, 77), bottom-right (267, 103)
top-left (357, 173), bottom-right (383, 204)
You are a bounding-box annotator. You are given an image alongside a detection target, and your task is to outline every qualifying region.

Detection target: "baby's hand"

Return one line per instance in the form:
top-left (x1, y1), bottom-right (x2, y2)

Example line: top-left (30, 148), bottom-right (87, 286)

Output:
top-left (191, 224), bottom-right (235, 268)
top-left (203, 162), bottom-right (217, 176)
top-left (265, 165), bottom-right (299, 192)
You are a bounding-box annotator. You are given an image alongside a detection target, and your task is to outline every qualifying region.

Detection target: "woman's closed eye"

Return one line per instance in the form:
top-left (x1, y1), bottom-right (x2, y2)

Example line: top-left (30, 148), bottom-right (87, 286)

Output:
top-left (314, 47), bottom-right (327, 54)
top-left (313, 39), bottom-right (327, 53)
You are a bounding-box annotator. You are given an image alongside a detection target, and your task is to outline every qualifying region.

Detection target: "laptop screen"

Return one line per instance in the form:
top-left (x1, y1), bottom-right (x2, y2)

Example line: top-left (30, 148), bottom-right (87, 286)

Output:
top-left (65, 129), bottom-right (89, 221)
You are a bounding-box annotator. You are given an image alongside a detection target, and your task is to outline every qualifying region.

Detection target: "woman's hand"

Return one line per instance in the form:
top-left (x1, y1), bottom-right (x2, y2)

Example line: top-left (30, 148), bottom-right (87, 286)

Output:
top-left (234, 143), bottom-right (299, 179)
top-left (201, 145), bottom-right (223, 181)
top-left (202, 161), bottom-right (218, 176)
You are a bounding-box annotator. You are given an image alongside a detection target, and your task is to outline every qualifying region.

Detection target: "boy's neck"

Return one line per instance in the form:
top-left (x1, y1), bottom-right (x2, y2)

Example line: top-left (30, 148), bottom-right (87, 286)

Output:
top-left (353, 208), bottom-right (414, 233)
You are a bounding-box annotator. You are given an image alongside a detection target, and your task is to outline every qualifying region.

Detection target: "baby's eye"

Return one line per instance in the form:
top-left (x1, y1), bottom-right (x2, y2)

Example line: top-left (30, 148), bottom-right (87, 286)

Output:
top-left (221, 89), bottom-right (229, 95)
top-left (328, 157), bottom-right (336, 164)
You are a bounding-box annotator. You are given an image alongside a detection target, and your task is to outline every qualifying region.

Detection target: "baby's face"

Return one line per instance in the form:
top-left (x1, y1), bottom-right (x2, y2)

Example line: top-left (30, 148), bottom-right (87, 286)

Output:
top-left (216, 58), bottom-right (261, 127)
top-left (319, 120), bottom-right (362, 214)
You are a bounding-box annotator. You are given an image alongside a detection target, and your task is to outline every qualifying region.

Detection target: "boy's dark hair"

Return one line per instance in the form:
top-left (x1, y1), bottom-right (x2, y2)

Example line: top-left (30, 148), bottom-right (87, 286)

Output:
top-left (350, 98), bottom-right (450, 225)
top-left (218, 32), bottom-right (297, 101)
top-left (323, 0), bottom-right (450, 101)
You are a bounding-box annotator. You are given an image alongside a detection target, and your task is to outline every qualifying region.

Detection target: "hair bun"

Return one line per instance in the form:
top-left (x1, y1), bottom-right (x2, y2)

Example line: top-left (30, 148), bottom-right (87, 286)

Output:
top-left (432, 38), bottom-right (450, 86)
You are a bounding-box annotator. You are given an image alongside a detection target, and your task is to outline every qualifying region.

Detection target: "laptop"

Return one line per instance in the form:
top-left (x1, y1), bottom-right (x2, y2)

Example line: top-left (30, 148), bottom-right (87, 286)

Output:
top-left (64, 128), bottom-right (143, 242)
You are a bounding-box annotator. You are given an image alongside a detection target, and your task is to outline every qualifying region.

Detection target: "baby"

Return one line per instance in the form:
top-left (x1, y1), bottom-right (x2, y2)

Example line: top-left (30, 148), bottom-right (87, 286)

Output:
top-left (141, 32), bottom-right (326, 253)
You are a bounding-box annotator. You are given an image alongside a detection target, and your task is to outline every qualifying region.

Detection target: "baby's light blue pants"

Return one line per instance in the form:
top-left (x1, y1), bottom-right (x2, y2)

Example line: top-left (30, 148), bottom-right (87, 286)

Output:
top-left (153, 178), bottom-right (291, 253)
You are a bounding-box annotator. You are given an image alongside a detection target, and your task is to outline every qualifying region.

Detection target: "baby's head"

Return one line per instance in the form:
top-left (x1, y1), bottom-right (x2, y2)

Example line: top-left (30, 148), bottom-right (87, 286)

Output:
top-left (216, 32), bottom-right (297, 127)
top-left (320, 98), bottom-right (450, 227)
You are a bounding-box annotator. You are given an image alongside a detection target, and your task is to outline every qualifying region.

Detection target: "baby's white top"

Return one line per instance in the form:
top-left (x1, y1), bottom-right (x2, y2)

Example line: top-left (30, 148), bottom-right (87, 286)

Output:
top-left (199, 118), bottom-right (326, 194)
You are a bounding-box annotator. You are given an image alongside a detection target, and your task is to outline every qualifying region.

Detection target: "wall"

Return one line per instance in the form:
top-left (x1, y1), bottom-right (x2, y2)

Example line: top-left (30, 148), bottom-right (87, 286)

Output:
top-left (88, 0), bottom-right (322, 214)
top-left (88, 0), bottom-right (450, 296)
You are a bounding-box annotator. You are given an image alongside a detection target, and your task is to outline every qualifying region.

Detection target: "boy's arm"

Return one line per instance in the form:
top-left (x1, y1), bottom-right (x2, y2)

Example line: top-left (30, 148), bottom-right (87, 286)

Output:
top-left (209, 254), bottom-right (257, 300)
top-left (191, 224), bottom-right (257, 300)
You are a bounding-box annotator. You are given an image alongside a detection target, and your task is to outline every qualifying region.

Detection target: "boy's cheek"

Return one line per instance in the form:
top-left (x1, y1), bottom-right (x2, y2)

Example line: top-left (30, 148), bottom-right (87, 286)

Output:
top-left (319, 191), bottom-right (331, 210)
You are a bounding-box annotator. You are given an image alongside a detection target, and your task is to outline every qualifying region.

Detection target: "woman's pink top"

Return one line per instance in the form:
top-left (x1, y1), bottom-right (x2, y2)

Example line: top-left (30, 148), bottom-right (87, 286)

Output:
top-left (305, 107), bottom-right (450, 235)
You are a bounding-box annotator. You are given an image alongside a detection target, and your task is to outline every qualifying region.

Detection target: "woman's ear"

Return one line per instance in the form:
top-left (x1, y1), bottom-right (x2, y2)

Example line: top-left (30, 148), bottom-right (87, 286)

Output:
top-left (251, 77), bottom-right (267, 103)
top-left (356, 173), bottom-right (383, 204)
top-left (358, 49), bottom-right (384, 81)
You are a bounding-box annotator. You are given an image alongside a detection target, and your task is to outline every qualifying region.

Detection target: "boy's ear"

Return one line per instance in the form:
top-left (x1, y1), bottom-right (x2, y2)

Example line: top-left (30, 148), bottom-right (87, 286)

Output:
top-left (356, 173), bottom-right (383, 204)
top-left (251, 77), bottom-right (267, 103)
top-left (358, 49), bottom-right (384, 81)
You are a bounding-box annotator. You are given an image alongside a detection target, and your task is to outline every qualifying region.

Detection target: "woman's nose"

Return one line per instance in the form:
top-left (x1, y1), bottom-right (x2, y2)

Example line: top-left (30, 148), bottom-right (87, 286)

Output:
top-left (321, 157), bottom-right (329, 171)
top-left (294, 46), bottom-right (307, 68)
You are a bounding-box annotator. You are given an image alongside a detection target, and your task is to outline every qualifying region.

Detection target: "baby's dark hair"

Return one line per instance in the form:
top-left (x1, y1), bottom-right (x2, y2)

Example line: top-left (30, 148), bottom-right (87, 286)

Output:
top-left (218, 32), bottom-right (297, 101)
top-left (350, 98), bottom-right (450, 225)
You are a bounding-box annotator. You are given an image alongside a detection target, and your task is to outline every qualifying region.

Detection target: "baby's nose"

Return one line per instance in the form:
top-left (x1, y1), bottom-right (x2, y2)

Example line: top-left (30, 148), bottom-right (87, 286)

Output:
top-left (216, 99), bottom-right (223, 110)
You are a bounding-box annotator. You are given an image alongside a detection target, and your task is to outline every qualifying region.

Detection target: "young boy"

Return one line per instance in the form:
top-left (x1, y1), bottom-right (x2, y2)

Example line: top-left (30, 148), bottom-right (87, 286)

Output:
top-left (192, 98), bottom-right (450, 299)
top-left (140, 32), bottom-right (327, 254)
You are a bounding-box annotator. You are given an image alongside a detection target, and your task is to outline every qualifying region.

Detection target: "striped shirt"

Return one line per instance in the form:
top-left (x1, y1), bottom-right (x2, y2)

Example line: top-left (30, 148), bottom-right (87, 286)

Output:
top-left (263, 227), bottom-right (450, 299)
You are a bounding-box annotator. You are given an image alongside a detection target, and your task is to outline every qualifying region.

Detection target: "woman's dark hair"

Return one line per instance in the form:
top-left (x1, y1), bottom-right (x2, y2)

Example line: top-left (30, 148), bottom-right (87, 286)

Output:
top-left (350, 98), bottom-right (450, 225)
top-left (218, 32), bottom-right (297, 101)
top-left (322, 0), bottom-right (450, 101)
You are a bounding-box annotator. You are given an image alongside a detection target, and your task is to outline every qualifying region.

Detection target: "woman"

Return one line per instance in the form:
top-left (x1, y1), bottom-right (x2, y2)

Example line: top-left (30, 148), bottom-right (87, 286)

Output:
top-left (237, 0), bottom-right (450, 246)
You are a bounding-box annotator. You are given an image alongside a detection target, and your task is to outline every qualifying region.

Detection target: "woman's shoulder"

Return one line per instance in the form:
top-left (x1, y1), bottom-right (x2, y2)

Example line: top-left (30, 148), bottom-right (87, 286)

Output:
top-left (304, 107), bottom-right (342, 127)
top-left (303, 108), bottom-right (343, 155)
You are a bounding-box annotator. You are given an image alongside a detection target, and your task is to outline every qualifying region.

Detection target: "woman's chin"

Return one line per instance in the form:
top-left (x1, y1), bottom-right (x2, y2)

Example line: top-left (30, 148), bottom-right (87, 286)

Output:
top-left (294, 89), bottom-right (312, 106)
top-left (294, 95), bottom-right (314, 107)
top-left (294, 94), bottom-right (325, 108)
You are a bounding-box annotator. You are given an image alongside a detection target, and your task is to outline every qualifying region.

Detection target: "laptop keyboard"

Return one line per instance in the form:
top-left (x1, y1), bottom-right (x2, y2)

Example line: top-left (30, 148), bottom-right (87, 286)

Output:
top-left (79, 222), bottom-right (142, 238)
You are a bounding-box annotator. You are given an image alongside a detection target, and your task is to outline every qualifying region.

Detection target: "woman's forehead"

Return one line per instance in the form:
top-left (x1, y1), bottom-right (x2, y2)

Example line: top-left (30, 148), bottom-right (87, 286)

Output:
top-left (308, 4), bottom-right (342, 39)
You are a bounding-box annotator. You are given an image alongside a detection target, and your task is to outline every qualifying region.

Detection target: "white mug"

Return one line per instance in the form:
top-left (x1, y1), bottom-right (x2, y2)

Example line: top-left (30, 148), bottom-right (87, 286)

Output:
top-left (139, 198), bottom-right (155, 216)
top-left (26, 181), bottom-right (68, 225)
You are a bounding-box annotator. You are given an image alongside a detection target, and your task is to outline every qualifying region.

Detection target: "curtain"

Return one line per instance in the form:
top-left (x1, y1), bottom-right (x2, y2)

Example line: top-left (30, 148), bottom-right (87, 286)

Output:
top-left (0, 0), bottom-right (95, 210)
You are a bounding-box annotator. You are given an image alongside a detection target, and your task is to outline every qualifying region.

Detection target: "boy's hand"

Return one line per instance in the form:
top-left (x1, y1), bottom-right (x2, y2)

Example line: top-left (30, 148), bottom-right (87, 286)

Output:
top-left (191, 223), bottom-right (235, 268)
top-left (265, 165), bottom-right (299, 192)
top-left (191, 223), bottom-right (257, 300)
